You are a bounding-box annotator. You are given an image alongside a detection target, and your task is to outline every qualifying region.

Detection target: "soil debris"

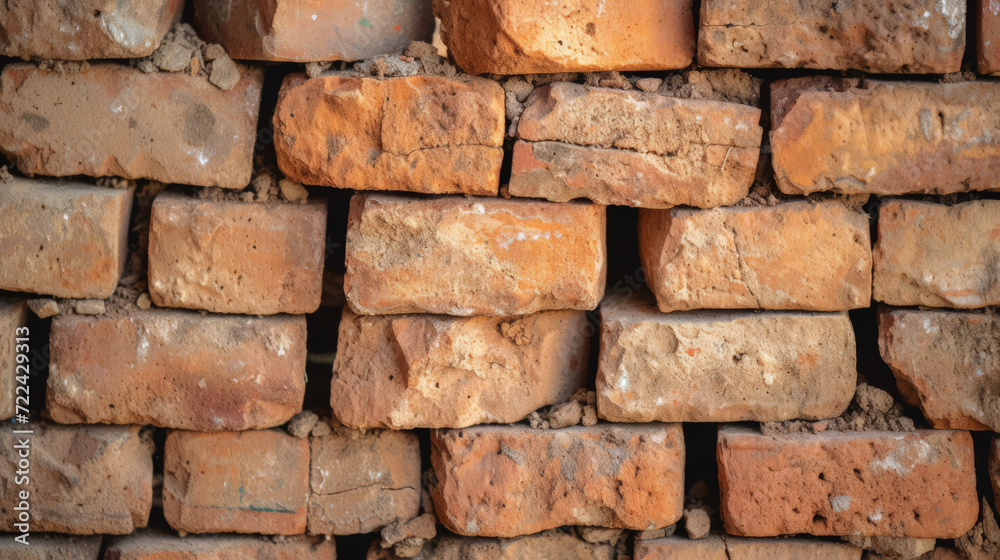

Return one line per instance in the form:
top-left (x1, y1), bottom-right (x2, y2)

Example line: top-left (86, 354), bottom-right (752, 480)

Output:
top-left (845, 535), bottom-right (935, 559)
top-left (583, 71), bottom-right (632, 90)
top-left (197, 157), bottom-right (309, 204)
top-left (36, 59), bottom-right (90, 73)
top-left (286, 410), bottom-right (319, 438)
top-left (0, 165), bottom-right (11, 183)
top-left (955, 499), bottom-right (1000, 560)
top-left (132, 23), bottom-right (241, 90)
top-left (27, 298), bottom-right (59, 319)
top-left (349, 41), bottom-right (458, 79)
top-left (761, 384), bottom-right (917, 435)
top-left (657, 69), bottom-right (762, 106)
top-left (526, 389), bottom-right (597, 429)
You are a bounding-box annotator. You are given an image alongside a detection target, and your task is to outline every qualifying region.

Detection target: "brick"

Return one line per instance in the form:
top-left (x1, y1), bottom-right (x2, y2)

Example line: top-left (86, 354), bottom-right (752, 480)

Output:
top-left (597, 293), bottom-right (856, 423)
top-left (163, 429), bottom-right (310, 535)
top-left (509, 83), bottom-right (761, 208)
top-left (635, 534), bottom-right (862, 560)
top-left (106, 532), bottom-right (336, 559)
top-left (431, 423), bottom-right (684, 537)
top-left (346, 194), bottom-right (606, 316)
top-left (771, 78), bottom-right (1000, 197)
top-left (638, 200), bottom-right (871, 312)
top-left (699, 0), bottom-right (964, 73)
top-left (274, 73), bottom-right (504, 195)
top-left (0, 177), bottom-right (132, 298)
top-left (0, 424), bottom-right (153, 534)
top-left (331, 308), bottom-right (589, 429)
top-left (368, 532), bottom-right (616, 560)
top-left (0, 0), bottom-right (181, 60)
top-left (0, 63), bottom-right (262, 189)
top-left (0, 299), bottom-right (28, 420)
top-left (308, 429), bottom-right (421, 535)
top-left (433, 0), bottom-right (695, 74)
top-left (879, 308), bottom-right (1000, 431)
top-left (979, 0), bottom-right (1000, 74)
top-left (194, 0), bottom-right (433, 62)
top-left (47, 309), bottom-right (306, 431)
top-left (873, 200), bottom-right (1000, 308)
top-left (0, 533), bottom-right (101, 559)
top-left (148, 191), bottom-right (328, 314)
top-left (717, 426), bottom-right (979, 538)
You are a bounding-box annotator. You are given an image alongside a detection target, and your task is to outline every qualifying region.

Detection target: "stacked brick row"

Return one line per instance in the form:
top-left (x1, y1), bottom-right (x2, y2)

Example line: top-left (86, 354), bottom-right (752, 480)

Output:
top-left (0, 0), bottom-right (997, 559)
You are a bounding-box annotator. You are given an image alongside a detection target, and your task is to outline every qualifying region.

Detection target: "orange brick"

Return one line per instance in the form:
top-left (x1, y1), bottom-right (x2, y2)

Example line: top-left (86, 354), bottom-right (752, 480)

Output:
top-left (0, 533), bottom-right (101, 559)
top-left (106, 532), bottom-right (336, 559)
top-left (0, 299), bottom-right (28, 420)
top-left (979, 0), bottom-right (1000, 73)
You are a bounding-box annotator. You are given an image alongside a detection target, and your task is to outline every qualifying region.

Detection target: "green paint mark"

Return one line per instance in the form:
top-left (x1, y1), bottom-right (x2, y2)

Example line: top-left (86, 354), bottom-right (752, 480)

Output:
top-left (359, 17), bottom-right (373, 28)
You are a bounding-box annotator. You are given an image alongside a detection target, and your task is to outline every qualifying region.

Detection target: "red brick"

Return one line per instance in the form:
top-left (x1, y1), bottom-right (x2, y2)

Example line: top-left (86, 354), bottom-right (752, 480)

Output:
top-left (0, 299), bottom-right (28, 420)
top-left (431, 423), bottom-right (685, 537)
top-left (879, 308), bottom-right (1000, 431)
top-left (47, 309), bottom-right (306, 431)
top-left (635, 534), bottom-right (862, 560)
top-left (163, 429), bottom-right (310, 535)
top-left (873, 200), bottom-right (1000, 308)
top-left (148, 191), bottom-right (328, 314)
top-left (194, 0), bottom-right (433, 62)
top-left (0, 533), bottom-right (101, 559)
top-left (0, 177), bottom-right (132, 298)
top-left (331, 308), bottom-right (589, 429)
top-left (308, 429), bottom-right (421, 535)
top-left (433, 0), bottom-right (695, 74)
top-left (0, 0), bottom-right (181, 60)
top-left (718, 426), bottom-right (979, 538)
top-left (345, 194), bottom-right (606, 316)
top-left (274, 73), bottom-right (504, 195)
top-left (979, 0), bottom-right (1000, 74)
top-left (771, 78), bottom-right (1000, 197)
top-left (368, 532), bottom-right (616, 559)
top-left (509, 83), bottom-right (761, 208)
top-left (0, 63), bottom-right (262, 189)
top-left (106, 532), bottom-right (336, 559)
top-left (638, 201), bottom-right (871, 312)
top-left (0, 424), bottom-right (154, 534)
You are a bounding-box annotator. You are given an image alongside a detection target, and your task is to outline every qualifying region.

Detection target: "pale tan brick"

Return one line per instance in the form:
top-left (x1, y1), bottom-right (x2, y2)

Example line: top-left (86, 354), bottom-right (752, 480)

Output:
top-left (0, 533), bottom-right (101, 559)
top-left (368, 532), bottom-right (616, 559)
top-left (635, 534), bottom-right (863, 560)
top-left (106, 531), bottom-right (336, 559)
top-left (0, 299), bottom-right (28, 420)
top-left (981, 0), bottom-right (1000, 73)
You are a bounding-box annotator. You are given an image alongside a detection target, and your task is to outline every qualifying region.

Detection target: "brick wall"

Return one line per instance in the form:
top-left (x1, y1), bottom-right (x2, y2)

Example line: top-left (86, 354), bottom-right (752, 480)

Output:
top-left (0, 1), bottom-right (998, 559)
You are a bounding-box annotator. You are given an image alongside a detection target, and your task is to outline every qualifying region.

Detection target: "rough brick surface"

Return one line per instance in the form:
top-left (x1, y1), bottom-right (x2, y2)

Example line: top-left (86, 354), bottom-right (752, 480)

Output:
top-left (163, 430), bottom-right (310, 535)
top-left (597, 294), bottom-right (856, 423)
top-left (0, 177), bottom-right (132, 298)
top-left (979, 0), bottom-right (1000, 74)
top-left (434, 0), bottom-right (695, 74)
top-left (47, 309), bottom-right (306, 431)
top-left (431, 423), bottom-right (685, 537)
top-left (718, 427), bottom-right (979, 538)
top-left (0, 63), bottom-right (262, 189)
top-left (331, 308), bottom-right (589, 429)
top-left (0, 424), bottom-right (153, 534)
top-left (0, 299), bottom-right (28, 420)
top-left (106, 532), bottom-right (336, 559)
top-left (274, 73), bottom-right (504, 195)
top-left (345, 194), bottom-right (606, 316)
top-left (879, 308), bottom-right (1000, 431)
top-left (368, 532), bottom-right (615, 560)
top-left (148, 191), bottom-right (328, 314)
top-left (699, 0), bottom-right (964, 73)
top-left (771, 78), bottom-right (1000, 196)
top-left (873, 200), bottom-right (1000, 308)
top-left (0, 0), bottom-right (182, 60)
top-left (635, 534), bottom-right (862, 560)
top-left (309, 429), bottom-right (421, 535)
top-left (991, 437), bottom-right (999, 508)
top-left (0, 533), bottom-right (102, 559)
top-left (195, 0), bottom-right (433, 62)
top-left (509, 83), bottom-right (762, 208)
top-left (638, 201), bottom-right (871, 312)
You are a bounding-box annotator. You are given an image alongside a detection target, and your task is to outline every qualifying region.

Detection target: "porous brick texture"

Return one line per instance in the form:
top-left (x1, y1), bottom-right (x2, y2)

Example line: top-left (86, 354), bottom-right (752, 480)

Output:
top-left (106, 531), bottom-right (337, 559)
top-left (0, 299), bottom-right (28, 420)
top-left (148, 191), bottom-right (328, 314)
top-left (331, 308), bottom-right (589, 429)
top-left (635, 534), bottom-right (862, 560)
top-left (0, 63), bottom-right (263, 189)
top-left (0, 533), bottom-right (102, 560)
top-left (510, 82), bottom-right (762, 208)
top-left (431, 423), bottom-right (685, 537)
top-left (991, 437), bottom-right (1000, 507)
top-left (979, 0), bottom-right (1000, 74)
top-left (368, 532), bottom-right (615, 560)
top-left (0, 177), bottom-right (133, 298)
top-left (717, 426), bottom-right (979, 538)
top-left (163, 429), bottom-right (310, 535)
top-left (47, 309), bottom-right (307, 431)
top-left (0, 424), bottom-right (153, 534)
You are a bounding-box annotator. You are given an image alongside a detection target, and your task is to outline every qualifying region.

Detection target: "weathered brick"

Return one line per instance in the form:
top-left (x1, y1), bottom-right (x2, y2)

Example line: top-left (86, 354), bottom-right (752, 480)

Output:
top-left (699, 0), bottom-right (964, 73)
top-left (509, 83), bottom-right (761, 208)
top-left (106, 531), bottom-right (336, 559)
top-left (346, 194), bottom-right (606, 316)
top-left (368, 532), bottom-right (616, 559)
top-left (597, 293), bottom-right (856, 423)
top-left (331, 308), bottom-right (588, 429)
top-left (638, 201), bottom-right (871, 312)
top-left (718, 426), bottom-right (979, 538)
top-left (148, 191), bottom-right (328, 314)
top-left (433, 0), bottom-right (695, 74)
top-left (979, 0), bottom-right (1000, 74)
top-left (0, 533), bottom-right (101, 559)
top-left (879, 308), bottom-right (1000, 431)
top-left (47, 309), bottom-right (306, 431)
top-left (0, 177), bottom-right (132, 298)
top-left (194, 0), bottom-right (433, 62)
top-left (309, 429), bottom-right (421, 535)
top-left (163, 429), bottom-right (310, 535)
top-left (0, 63), bottom-right (262, 189)
top-left (0, 0), bottom-right (181, 60)
top-left (274, 73), bottom-right (504, 195)
top-left (635, 534), bottom-right (862, 560)
top-left (0, 424), bottom-right (153, 534)
top-left (0, 299), bottom-right (28, 420)
top-left (771, 78), bottom-right (1000, 196)
top-left (431, 423), bottom-right (684, 537)
top-left (873, 200), bottom-right (1000, 308)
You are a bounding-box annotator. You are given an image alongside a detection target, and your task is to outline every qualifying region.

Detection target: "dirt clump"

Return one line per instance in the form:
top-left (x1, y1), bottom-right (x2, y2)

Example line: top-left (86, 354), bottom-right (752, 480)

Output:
top-left (0, 165), bottom-right (12, 183)
top-left (527, 389), bottom-right (597, 429)
top-left (286, 410), bottom-right (319, 438)
top-left (132, 23), bottom-right (241, 90)
top-left (348, 41), bottom-right (458, 79)
top-left (658, 69), bottom-right (762, 106)
top-left (584, 71), bottom-right (632, 90)
top-left (197, 159), bottom-right (309, 204)
top-left (955, 499), bottom-right (1000, 560)
top-left (762, 384), bottom-right (916, 435)
top-left (36, 60), bottom-right (90, 73)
